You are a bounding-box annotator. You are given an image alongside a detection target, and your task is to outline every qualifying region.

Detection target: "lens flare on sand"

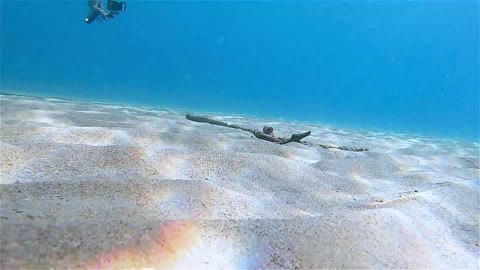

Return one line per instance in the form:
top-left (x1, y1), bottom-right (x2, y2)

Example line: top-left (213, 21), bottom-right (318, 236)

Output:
top-left (83, 221), bottom-right (258, 270)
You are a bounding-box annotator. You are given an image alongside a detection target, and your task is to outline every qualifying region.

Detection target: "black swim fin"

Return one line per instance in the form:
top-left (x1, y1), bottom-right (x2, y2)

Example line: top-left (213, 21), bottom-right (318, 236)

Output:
top-left (107, 0), bottom-right (126, 13)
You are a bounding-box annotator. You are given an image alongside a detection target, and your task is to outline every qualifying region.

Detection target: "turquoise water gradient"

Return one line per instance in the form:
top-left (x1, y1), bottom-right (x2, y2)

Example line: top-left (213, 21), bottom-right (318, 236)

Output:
top-left (1, 1), bottom-right (479, 141)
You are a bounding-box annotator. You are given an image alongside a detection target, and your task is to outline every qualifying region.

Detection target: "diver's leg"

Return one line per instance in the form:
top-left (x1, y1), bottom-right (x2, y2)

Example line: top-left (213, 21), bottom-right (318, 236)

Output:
top-left (87, 0), bottom-right (97, 9)
top-left (94, 5), bottom-right (110, 17)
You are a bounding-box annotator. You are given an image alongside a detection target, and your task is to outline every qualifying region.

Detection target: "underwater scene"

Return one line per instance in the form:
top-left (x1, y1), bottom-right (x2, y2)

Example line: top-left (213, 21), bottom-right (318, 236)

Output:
top-left (1, 0), bottom-right (479, 269)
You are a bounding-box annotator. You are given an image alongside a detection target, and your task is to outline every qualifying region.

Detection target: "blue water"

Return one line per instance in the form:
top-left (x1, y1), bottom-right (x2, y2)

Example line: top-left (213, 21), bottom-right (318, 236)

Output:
top-left (1, 1), bottom-right (479, 141)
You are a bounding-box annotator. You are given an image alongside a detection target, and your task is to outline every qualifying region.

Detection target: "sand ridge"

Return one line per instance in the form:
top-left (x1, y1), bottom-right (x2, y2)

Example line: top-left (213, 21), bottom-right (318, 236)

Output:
top-left (0, 93), bottom-right (479, 269)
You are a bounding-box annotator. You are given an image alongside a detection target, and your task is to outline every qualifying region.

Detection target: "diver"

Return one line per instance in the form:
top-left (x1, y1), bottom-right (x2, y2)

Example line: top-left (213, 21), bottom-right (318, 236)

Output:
top-left (85, 0), bottom-right (126, 24)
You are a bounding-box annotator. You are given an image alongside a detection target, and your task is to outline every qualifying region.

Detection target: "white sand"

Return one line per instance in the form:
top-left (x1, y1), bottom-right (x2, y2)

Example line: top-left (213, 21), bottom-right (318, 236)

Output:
top-left (0, 93), bottom-right (478, 269)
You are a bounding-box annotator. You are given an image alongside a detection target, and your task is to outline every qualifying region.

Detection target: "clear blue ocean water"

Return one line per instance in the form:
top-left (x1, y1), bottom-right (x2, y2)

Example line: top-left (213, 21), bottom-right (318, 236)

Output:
top-left (1, 0), bottom-right (479, 141)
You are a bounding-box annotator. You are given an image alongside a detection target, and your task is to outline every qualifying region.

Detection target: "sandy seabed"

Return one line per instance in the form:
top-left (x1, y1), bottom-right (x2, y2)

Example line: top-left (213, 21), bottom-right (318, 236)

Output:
top-left (0, 93), bottom-right (479, 269)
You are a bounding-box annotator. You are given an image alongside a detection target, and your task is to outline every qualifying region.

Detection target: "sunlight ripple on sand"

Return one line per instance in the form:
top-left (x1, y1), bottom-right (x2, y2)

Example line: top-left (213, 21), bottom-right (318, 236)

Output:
top-left (0, 93), bottom-right (478, 269)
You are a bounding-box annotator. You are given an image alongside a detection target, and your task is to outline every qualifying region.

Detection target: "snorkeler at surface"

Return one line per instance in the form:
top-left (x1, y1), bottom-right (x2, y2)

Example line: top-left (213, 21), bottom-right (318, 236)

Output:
top-left (85, 0), bottom-right (126, 24)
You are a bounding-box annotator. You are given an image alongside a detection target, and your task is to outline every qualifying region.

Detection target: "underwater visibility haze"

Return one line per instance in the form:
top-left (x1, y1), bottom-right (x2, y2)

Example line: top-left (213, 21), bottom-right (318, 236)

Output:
top-left (1, 0), bottom-right (479, 141)
top-left (1, 1), bottom-right (480, 269)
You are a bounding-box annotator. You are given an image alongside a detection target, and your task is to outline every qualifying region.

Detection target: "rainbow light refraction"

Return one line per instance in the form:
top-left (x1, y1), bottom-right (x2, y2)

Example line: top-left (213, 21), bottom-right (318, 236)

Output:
top-left (83, 221), bottom-right (260, 270)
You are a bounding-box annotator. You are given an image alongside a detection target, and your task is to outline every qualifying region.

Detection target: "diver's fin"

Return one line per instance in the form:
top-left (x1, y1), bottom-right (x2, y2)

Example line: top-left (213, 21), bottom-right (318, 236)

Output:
top-left (107, 0), bottom-right (126, 12)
